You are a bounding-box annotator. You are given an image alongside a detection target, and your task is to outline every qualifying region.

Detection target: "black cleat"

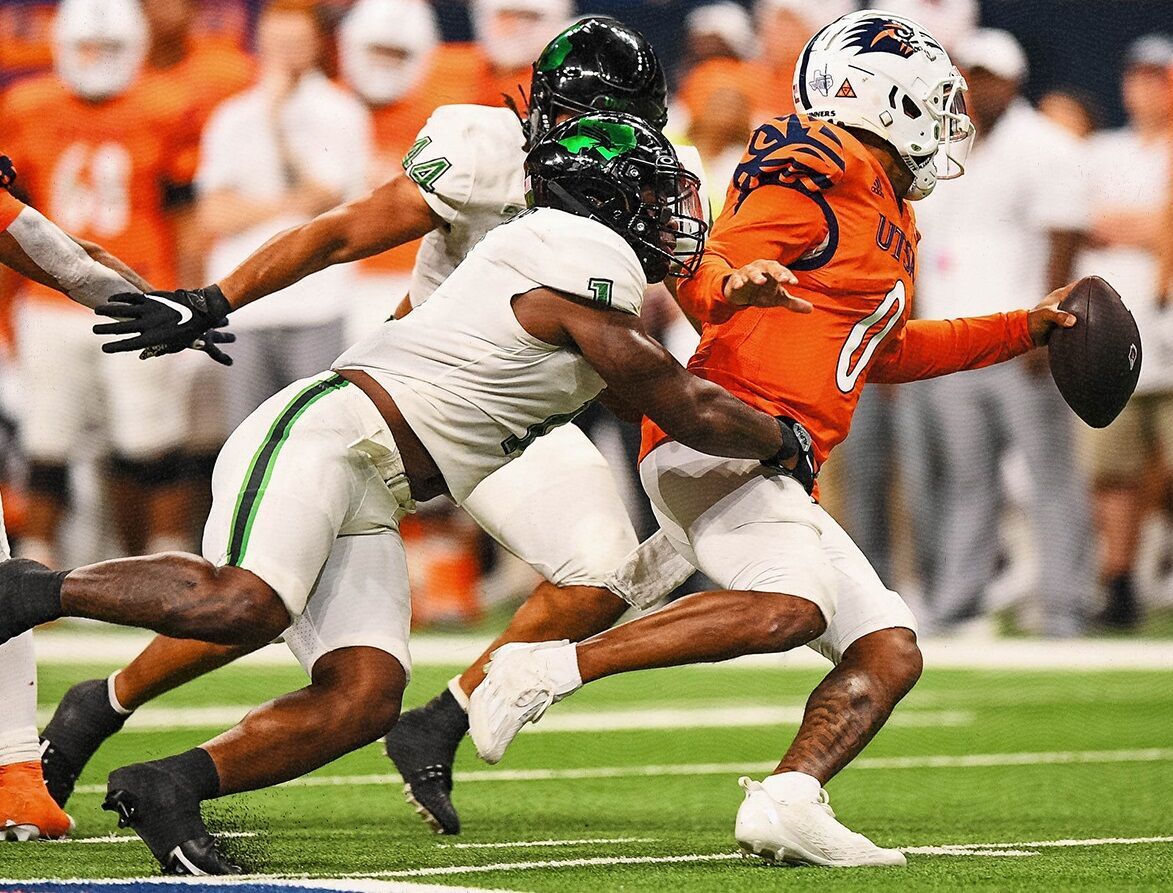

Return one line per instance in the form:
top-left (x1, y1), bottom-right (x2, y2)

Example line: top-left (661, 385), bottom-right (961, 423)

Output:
top-left (103, 761), bottom-right (240, 875)
top-left (40, 679), bottom-right (129, 806)
top-left (162, 836), bottom-right (243, 876)
top-left (384, 689), bottom-right (468, 835)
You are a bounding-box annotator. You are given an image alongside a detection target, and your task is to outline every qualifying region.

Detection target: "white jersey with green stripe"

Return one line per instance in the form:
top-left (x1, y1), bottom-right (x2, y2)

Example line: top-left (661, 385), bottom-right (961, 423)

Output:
top-left (403, 104), bottom-right (709, 308)
top-left (335, 207), bottom-right (647, 503)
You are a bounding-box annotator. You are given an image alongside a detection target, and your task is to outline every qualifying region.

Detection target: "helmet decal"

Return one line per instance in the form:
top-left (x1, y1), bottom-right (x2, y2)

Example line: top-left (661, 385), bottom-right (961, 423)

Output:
top-left (537, 24), bottom-right (584, 72)
top-left (557, 119), bottom-right (638, 161)
top-left (842, 18), bottom-right (940, 58)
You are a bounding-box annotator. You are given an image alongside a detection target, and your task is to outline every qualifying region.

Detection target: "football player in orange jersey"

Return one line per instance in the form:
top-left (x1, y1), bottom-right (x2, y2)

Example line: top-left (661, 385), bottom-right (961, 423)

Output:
top-left (470, 11), bottom-right (1082, 867)
top-left (1, 0), bottom-right (205, 567)
top-left (0, 154), bottom-right (226, 841)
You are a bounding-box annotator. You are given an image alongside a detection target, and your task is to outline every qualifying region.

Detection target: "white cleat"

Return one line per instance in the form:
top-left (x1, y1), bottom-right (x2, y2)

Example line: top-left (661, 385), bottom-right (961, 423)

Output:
top-left (734, 777), bottom-right (906, 867)
top-left (468, 640), bottom-right (582, 764)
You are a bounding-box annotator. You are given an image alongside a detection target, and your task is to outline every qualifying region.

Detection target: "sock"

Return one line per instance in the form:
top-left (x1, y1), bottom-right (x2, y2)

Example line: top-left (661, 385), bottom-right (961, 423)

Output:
top-left (157, 747), bottom-right (221, 802)
top-left (446, 675), bottom-right (470, 712)
top-left (108, 673), bottom-right (133, 716)
top-left (545, 641), bottom-right (583, 699)
top-left (0, 632), bottom-right (39, 766)
top-left (385, 687), bottom-right (469, 772)
top-left (761, 771), bottom-right (822, 803)
top-left (0, 559), bottom-right (69, 635)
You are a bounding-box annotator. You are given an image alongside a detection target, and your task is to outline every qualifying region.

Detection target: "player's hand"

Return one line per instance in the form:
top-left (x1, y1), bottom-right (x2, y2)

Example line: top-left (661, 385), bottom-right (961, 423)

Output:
top-left (1028, 281), bottom-right (1079, 347)
top-left (723, 260), bottom-right (814, 313)
top-left (93, 284), bottom-right (236, 366)
top-left (762, 416), bottom-right (816, 495)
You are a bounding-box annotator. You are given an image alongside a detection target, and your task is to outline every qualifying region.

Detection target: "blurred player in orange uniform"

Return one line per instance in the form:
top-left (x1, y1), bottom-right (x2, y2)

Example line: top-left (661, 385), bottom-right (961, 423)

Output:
top-left (468, 0), bottom-right (573, 106)
top-left (1, 0), bottom-right (196, 566)
top-left (337, 0), bottom-right (442, 338)
top-left (139, 0), bottom-right (255, 282)
top-left (0, 154), bottom-right (225, 841)
top-left (471, 11), bottom-right (1082, 867)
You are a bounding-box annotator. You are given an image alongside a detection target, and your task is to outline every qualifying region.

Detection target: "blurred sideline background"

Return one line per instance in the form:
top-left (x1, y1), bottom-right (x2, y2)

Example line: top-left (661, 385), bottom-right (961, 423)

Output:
top-left (1, 0), bottom-right (1172, 645)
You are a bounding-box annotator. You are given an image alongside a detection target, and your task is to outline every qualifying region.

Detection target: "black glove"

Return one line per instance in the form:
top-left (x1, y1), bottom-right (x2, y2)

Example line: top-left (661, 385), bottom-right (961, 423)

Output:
top-left (94, 284), bottom-right (236, 366)
top-left (0, 155), bottom-right (16, 190)
top-left (762, 416), bottom-right (817, 495)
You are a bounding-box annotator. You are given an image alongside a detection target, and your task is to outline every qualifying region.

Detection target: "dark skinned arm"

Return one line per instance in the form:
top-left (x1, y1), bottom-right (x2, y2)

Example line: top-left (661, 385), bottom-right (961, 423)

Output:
top-left (513, 287), bottom-right (783, 460)
top-left (217, 174), bottom-right (441, 308)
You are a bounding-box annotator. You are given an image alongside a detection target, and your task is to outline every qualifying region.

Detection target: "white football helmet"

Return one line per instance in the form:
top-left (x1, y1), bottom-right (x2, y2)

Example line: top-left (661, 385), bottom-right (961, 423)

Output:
top-left (339, 0), bottom-right (438, 106)
top-left (53, 0), bottom-right (148, 102)
top-left (793, 9), bottom-right (974, 199)
top-left (472, 0), bottom-right (573, 71)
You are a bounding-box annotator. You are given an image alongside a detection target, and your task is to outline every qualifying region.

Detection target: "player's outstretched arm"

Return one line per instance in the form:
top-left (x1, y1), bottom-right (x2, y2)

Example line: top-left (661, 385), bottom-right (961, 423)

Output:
top-left (516, 288), bottom-right (784, 461)
top-left (869, 282), bottom-right (1079, 385)
top-left (94, 176), bottom-right (441, 360)
top-left (0, 205), bottom-right (147, 309)
top-left (217, 175), bottom-right (441, 309)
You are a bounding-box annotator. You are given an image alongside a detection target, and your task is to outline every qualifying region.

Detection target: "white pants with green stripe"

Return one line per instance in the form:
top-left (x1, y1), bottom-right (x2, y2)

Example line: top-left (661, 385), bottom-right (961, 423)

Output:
top-left (203, 373), bottom-right (414, 677)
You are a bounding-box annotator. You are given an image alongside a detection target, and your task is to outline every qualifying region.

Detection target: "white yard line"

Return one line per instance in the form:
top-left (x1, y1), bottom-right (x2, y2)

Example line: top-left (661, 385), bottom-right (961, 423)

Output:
top-left (48, 831), bottom-right (257, 845)
top-left (438, 837), bottom-right (656, 850)
top-left (362, 836), bottom-right (1173, 878)
top-left (0, 880), bottom-right (514, 893)
top-left (32, 628), bottom-right (1173, 669)
top-left (67, 746), bottom-right (1173, 797)
top-left (38, 704), bottom-right (970, 732)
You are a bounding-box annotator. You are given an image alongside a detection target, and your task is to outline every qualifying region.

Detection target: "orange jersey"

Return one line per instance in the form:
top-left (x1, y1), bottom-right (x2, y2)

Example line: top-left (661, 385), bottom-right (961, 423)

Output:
top-left (643, 115), bottom-right (1035, 470)
top-left (1, 75), bottom-right (191, 306)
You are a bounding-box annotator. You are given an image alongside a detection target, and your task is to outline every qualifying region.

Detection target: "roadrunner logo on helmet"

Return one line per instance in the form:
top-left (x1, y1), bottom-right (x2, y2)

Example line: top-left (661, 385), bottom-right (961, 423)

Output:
top-left (793, 9), bottom-right (974, 200)
top-left (525, 113), bottom-right (708, 284)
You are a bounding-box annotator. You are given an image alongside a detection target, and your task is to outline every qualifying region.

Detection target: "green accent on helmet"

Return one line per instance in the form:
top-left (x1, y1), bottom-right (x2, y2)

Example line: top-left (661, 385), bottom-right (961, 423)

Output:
top-left (537, 22), bottom-right (586, 72)
top-left (556, 119), bottom-right (638, 161)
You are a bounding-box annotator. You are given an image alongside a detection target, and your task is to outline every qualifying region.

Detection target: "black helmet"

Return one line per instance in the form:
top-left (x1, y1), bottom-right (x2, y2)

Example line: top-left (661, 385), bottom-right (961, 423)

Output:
top-left (526, 112), bottom-right (708, 284)
top-left (527, 17), bottom-right (668, 148)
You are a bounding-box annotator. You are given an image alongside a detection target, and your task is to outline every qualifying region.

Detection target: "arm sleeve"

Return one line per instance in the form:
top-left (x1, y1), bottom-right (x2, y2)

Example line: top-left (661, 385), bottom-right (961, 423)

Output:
top-left (675, 116), bottom-right (841, 325)
top-left (868, 310), bottom-right (1036, 384)
top-left (403, 106), bottom-right (481, 224)
top-left (2, 204), bottom-right (140, 308)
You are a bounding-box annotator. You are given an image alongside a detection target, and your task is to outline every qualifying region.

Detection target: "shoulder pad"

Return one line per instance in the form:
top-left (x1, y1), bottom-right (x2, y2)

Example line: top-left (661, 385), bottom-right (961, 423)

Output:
top-left (731, 115), bottom-right (848, 203)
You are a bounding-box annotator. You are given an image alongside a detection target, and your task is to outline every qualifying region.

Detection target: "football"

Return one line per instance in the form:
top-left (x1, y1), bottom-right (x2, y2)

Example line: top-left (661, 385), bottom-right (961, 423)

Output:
top-left (1048, 276), bottom-right (1142, 428)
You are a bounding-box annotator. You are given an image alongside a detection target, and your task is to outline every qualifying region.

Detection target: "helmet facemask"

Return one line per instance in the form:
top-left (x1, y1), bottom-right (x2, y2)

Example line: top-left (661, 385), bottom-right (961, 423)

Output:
top-left (527, 115), bottom-right (708, 284)
top-left (902, 69), bottom-right (974, 199)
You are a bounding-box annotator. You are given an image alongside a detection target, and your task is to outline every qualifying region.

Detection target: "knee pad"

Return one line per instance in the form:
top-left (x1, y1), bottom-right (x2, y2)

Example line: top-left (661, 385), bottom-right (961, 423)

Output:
top-left (107, 450), bottom-right (187, 487)
top-left (27, 462), bottom-right (70, 504)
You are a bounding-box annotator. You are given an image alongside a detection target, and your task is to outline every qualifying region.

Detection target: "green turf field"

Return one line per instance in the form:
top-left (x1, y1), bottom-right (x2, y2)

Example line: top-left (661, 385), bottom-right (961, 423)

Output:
top-left (4, 657), bottom-right (1172, 891)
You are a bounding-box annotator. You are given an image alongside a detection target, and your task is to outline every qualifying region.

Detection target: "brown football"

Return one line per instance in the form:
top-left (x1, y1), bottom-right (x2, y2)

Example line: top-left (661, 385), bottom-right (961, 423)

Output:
top-left (1048, 276), bottom-right (1141, 428)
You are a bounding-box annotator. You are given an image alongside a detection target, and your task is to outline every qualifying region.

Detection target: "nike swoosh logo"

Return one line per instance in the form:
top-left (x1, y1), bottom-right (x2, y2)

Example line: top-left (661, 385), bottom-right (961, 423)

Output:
top-left (145, 294), bottom-right (193, 326)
